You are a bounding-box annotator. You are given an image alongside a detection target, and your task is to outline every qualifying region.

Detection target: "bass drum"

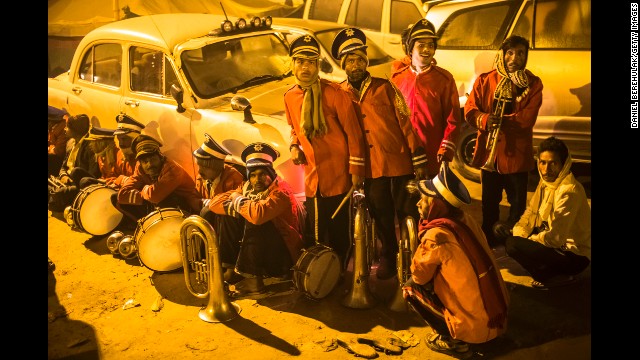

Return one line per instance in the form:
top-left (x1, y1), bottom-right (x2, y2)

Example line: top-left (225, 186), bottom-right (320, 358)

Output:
top-left (69, 184), bottom-right (123, 236)
top-left (292, 244), bottom-right (341, 300)
top-left (135, 208), bottom-right (186, 272)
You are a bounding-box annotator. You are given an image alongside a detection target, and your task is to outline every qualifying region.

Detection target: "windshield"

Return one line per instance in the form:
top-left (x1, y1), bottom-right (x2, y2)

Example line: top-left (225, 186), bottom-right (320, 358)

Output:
top-left (314, 28), bottom-right (393, 66)
top-left (181, 33), bottom-right (292, 98)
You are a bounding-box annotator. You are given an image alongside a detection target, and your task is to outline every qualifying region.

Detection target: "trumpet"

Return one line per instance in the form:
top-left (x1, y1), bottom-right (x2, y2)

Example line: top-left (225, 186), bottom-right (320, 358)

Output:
top-left (481, 96), bottom-right (507, 172)
top-left (389, 216), bottom-right (418, 312)
top-left (179, 215), bottom-right (241, 323)
top-left (342, 190), bottom-right (377, 309)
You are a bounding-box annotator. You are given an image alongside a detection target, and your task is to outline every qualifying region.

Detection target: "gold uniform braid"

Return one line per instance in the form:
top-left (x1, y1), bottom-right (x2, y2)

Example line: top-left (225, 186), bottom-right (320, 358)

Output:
top-left (387, 76), bottom-right (411, 120)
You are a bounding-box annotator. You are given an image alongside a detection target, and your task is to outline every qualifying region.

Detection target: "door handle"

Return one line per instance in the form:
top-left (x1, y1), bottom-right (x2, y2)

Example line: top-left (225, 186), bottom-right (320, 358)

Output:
top-left (72, 87), bottom-right (82, 94)
top-left (124, 99), bottom-right (140, 108)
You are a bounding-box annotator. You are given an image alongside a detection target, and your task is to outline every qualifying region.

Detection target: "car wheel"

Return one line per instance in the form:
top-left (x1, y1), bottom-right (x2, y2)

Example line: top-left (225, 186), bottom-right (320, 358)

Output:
top-left (452, 125), bottom-right (481, 183)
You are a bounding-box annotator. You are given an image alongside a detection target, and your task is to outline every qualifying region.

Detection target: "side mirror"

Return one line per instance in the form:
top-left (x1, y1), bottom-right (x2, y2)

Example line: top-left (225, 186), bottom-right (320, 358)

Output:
top-left (230, 95), bottom-right (255, 124)
top-left (319, 58), bottom-right (333, 74)
top-left (170, 84), bottom-right (186, 113)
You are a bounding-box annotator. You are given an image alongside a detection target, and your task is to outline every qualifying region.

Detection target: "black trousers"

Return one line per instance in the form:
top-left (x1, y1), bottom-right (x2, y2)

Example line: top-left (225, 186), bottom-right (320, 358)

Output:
top-left (403, 279), bottom-right (450, 336)
top-left (200, 208), bottom-right (244, 269)
top-left (364, 175), bottom-right (419, 261)
top-left (505, 235), bottom-right (590, 282)
top-left (303, 193), bottom-right (352, 270)
top-left (480, 170), bottom-right (528, 245)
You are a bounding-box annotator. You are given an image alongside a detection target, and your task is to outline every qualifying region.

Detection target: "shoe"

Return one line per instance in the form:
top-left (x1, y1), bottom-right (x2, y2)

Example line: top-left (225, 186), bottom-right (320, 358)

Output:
top-left (531, 275), bottom-right (576, 290)
top-left (376, 257), bottom-right (397, 280)
top-left (357, 337), bottom-right (402, 355)
top-left (228, 287), bottom-right (269, 300)
top-left (425, 333), bottom-right (471, 358)
top-left (336, 337), bottom-right (378, 359)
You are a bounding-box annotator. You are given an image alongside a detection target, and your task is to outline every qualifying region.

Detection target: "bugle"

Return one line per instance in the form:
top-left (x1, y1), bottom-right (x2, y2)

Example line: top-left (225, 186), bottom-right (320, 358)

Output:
top-left (481, 95), bottom-right (507, 172)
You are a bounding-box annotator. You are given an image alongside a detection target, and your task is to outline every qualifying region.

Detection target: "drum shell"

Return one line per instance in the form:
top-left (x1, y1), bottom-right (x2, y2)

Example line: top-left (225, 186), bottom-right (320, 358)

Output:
top-left (135, 208), bottom-right (186, 272)
top-left (292, 244), bottom-right (340, 300)
top-left (70, 184), bottom-right (122, 236)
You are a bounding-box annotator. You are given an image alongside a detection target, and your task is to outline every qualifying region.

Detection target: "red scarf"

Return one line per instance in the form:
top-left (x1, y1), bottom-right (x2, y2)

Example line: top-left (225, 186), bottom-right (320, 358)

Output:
top-left (421, 218), bottom-right (508, 329)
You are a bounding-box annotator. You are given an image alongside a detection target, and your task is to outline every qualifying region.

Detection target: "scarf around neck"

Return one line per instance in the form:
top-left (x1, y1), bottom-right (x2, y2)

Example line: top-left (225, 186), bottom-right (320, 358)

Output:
top-left (537, 154), bottom-right (573, 222)
top-left (493, 49), bottom-right (530, 104)
top-left (294, 66), bottom-right (327, 139)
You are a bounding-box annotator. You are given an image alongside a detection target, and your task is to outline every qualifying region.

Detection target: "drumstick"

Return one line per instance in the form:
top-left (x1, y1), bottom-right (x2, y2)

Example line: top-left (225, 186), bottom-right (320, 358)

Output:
top-left (331, 186), bottom-right (355, 220)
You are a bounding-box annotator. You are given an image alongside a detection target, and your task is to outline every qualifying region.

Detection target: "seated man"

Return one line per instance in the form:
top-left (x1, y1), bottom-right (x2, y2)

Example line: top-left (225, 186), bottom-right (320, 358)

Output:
top-left (209, 142), bottom-right (305, 297)
top-left (48, 106), bottom-right (69, 177)
top-left (107, 114), bottom-right (146, 189)
top-left (75, 126), bottom-right (119, 189)
top-left (402, 163), bottom-right (509, 358)
top-left (505, 136), bottom-right (591, 290)
top-left (115, 135), bottom-right (201, 223)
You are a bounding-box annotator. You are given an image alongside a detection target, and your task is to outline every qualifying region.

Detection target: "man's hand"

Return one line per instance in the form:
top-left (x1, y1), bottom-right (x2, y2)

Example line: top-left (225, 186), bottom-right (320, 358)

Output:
top-left (487, 114), bottom-right (501, 130)
top-left (290, 145), bottom-right (308, 165)
top-left (414, 166), bottom-right (428, 181)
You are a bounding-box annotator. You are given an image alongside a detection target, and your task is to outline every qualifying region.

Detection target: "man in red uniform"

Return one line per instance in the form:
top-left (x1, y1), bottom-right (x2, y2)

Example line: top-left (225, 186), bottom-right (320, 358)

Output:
top-left (464, 35), bottom-right (543, 247)
top-left (284, 34), bottom-right (367, 269)
top-left (106, 114), bottom-right (146, 189)
top-left (209, 143), bottom-right (304, 297)
top-left (391, 19), bottom-right (462, 178)
top-left (403, 164), bottom-right (509, 358)
top-left (48, 106), bottom-right (69, 177)
top-left (331, 27), bottom-right (428, 279)
top-left (116, 135), bottom-right (201, 222)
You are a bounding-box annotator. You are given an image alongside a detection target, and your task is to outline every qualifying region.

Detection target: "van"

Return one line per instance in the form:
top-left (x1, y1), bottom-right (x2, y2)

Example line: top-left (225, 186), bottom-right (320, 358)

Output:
top-left (302, 0), bottom-right (427, 59)
top-left (425, 0), bottom-right (591, 182)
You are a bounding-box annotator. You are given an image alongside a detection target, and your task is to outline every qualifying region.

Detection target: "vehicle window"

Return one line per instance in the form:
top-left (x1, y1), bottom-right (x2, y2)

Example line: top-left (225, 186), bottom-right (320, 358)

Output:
top-left (533, 0), bottom-right (590, 50)
top-left (345, 0), bottom-right (383, 32)
top-left (390, 0), bottom-right (423, 35)
top-left (181, 34), bottom-right (291, 98)
top-left (308, 0), bottom-right (343, 22)
top-left (437, 3), bottom-right (515, 49)
top-left (78, 43), bottom-right (122, 87)
top-left (130, 47), bottom-right (163, 94)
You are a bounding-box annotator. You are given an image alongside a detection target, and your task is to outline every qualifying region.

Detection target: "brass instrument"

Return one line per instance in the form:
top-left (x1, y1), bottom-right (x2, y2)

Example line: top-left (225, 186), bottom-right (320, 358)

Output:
top-left (179, 215), bottom-right (241, 323)
top-left (389, 216), bottom-right (418, 312)
top-left (481, 95), bottom-right (507, 172)
top-left (342, 190), bottom-right (377, 309)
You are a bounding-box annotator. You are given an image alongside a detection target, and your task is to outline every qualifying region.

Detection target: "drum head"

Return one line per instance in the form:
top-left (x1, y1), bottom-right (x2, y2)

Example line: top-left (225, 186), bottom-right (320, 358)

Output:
top-left (137, 214), bottom-right (184, 272)
top-left (294, 246), bottom-right (340, 299)
top-left (78, 186), bottom-right (123, 236)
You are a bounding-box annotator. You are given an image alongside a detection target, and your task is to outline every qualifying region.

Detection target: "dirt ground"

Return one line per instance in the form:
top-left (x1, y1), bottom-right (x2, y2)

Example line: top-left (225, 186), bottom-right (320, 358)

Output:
top-left (48, 192), bottom-right (591, 360)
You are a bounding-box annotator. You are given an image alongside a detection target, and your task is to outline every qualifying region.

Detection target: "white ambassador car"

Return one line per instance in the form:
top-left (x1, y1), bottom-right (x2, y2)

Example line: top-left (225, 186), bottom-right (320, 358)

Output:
top-left (271, 17), bottom-right (395, 82)
top-left (47, 13), bottom-right (306, 198)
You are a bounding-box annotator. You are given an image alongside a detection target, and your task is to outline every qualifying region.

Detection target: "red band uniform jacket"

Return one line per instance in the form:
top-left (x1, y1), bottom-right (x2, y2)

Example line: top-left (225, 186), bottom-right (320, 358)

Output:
top-left (195, 164), bottom-right (245, 207)
top-left (117, 158), bottom-right (201, 214)
top-left (105, 149), bottom-right (137, 188)
top-left (391, 58), bottom-right (462, 176)
top-left (284, 79), bottom-right (366, 197)
top-left (339, 76), bottom-right (426, 178)
top-left (464, 69), bottom-right (543, 174)
top-left (209, 177), bottom-right (304, 263)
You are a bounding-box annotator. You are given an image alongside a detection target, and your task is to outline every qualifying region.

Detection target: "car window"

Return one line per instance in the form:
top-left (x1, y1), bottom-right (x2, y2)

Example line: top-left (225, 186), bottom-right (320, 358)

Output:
top-left (129, 47), bottom-right (179, 97)
top-left (308, 0), bottom-right (343, 22)
top-left (181, 34), bottom-right (291, 98)
top-left (532, 0), bottom-right (591, 50)
top-left (390, 0), bottom-right (424, 35)
top-left (345, 0), bottom-right (383, 32)
top-left (437, 3), bottom-right (517, 49)
top-left (78, 43), bottom-right (122, 87)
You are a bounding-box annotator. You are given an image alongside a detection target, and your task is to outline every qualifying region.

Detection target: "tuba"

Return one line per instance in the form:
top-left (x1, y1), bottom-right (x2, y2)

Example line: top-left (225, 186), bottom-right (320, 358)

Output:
top-left (179, 215), bottom-right (241, 323)
top-left (481, 95), bottom-right (508, 172)
top-left (342, 190), bottom-right (377, 309)
top-left (389, 216), bottom-right (418, 312)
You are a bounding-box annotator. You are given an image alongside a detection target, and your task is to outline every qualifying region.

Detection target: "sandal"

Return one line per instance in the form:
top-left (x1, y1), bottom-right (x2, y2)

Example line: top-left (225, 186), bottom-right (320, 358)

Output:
top-left (228, 287), bottom-right (269, 300)
top-left (531, 275), bottom-right (576, 290)
top-left (336, 337), bottom-right (378, 359)
top-left (357, 337), bottom-right (402, 355)
top-left (387, 337), bottom-right (410, 350)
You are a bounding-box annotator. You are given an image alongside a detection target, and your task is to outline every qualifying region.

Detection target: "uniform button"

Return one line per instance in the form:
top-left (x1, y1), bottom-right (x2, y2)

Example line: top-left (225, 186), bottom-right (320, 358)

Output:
top-left (369, 145), bottom-right (373, 148)
top-left (362, 114), bottom-right (366, 118)
top-left (365, 130), bottom-right (370, 133)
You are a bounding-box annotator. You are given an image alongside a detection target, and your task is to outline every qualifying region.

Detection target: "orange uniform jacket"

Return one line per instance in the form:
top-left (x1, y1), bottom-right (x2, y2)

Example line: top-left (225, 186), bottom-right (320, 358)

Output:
top-left (195, 164), bottom-right (244, 201)
top-left (105, 149), bottom-right (137, 188)
top-left (284, 79), bottom-right (366, 197)
top-left (48, 121), bottom-right (68, 158)
top-left (391, 57), bottom-right (462, 176)
top-left (209, 178), bottom-right (303, 262)
top-left (339, 76), bottom-right (426, 178)
top-left (96, 146), bottom-right (120, 180)
top-left (464, 69), bottom-right (543, 174)
top-left (117, 158), bottom-right (201, 213)
top-left (411, 212), bottom-right (510, 344)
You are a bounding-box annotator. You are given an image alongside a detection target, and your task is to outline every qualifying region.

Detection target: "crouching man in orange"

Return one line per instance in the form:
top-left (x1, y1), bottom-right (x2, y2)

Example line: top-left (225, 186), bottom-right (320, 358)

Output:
top-left (209, 142), bottom-right (304, 298)
top-left (403, 163), bottom-right (509, 358)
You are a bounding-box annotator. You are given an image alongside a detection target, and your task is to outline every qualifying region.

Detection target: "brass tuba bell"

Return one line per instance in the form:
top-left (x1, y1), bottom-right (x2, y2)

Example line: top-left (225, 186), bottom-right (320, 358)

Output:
top-left (341, 190), bottom-right (377, 309)
top-left (179, 215), bottom-right (241, 323)
top-left (389, 216), bottom-right (418, 312)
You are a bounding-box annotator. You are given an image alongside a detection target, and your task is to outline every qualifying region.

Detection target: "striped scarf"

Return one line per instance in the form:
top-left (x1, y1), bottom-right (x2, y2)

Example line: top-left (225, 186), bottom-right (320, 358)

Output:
top-left (293, 62), bottom-right (327, 139)
top-left (493, 49), bottom-right (530, 103)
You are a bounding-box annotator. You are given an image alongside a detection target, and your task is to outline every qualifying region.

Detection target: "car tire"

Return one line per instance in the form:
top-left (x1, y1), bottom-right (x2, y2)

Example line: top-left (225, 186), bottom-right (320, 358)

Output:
top-left (452, 124), bottom-right (481, 183)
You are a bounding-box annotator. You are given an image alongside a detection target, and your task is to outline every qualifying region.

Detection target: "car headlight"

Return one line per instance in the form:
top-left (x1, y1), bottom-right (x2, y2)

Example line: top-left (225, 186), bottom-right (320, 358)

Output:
top-left (221, 20), bottom-right (233, 32)
top-left (236, 18), bottom-right (247, 30)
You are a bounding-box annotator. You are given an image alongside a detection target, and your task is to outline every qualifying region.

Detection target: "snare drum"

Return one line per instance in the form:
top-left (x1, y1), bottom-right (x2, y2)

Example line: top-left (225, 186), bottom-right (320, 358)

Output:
top-left (69, 184), bottom-right (123, 236)
top-left (292, 244), bottom-right (341, 300)
top-left (135, 208), bottom-right (186, 272)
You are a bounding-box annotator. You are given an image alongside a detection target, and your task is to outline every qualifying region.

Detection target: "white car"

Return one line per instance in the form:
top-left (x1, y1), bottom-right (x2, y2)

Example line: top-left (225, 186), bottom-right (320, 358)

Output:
top-left (425, 0), bottom-right (591, 182)
top-left (48, 13), bottom-right (306, 199)
top-left (271, 17), bottom-right (395, 82)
